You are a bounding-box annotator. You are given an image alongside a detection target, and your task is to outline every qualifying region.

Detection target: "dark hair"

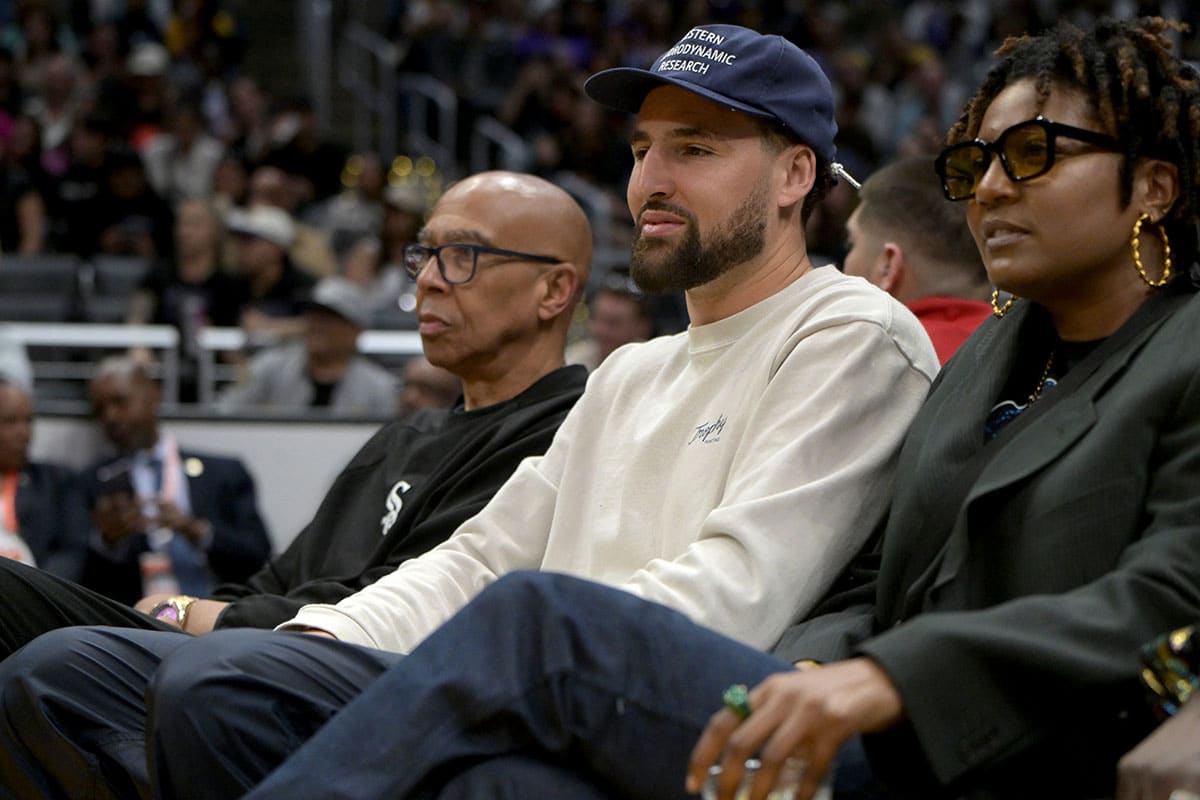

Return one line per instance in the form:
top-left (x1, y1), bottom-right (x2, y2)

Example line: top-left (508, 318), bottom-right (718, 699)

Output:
top-left (949, 17), bottom-right (1200, 269)
top-left (755, 119), bottom-right (835, 224)
top-left (856, 156), bottom-right (985, 274)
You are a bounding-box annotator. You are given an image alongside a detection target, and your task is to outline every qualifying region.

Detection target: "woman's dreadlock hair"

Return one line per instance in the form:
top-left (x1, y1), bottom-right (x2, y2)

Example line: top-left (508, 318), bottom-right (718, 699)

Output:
top-left (948, 17), bottom-right (1200, 270)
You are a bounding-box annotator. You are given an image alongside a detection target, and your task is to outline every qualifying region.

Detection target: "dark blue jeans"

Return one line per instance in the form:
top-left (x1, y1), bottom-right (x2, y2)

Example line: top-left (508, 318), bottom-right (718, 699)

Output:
top-left (144, 572), bottom-right (789, 798)
top-left (0, 573), bottom-right (884, 799)
top-left (167, 573), bottom-right (885, 799)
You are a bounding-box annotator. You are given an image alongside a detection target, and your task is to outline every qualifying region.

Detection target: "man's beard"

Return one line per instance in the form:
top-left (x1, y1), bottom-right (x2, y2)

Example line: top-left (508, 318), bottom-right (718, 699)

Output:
top-left (629, 184), bottom-right (768, 294)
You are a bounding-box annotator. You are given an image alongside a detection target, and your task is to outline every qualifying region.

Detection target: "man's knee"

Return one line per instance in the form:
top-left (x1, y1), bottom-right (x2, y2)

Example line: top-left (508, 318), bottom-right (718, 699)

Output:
top-left (150, 628), bottom-right (276, 710)
top-left (1, 626), bottom-right (127, 699)
top-left (0, 625), bottom-right (182, 770)
top-left (485, 570), bottom-right (559, 602)
top-left (0, 627), bottom-right (81, 717)
top-left (482, 570), bottom-right (599, 612)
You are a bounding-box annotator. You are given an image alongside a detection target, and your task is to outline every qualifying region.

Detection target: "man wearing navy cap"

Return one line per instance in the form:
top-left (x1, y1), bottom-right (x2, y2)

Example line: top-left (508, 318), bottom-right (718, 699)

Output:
top-left (0, 27), bottom-right (937, 798)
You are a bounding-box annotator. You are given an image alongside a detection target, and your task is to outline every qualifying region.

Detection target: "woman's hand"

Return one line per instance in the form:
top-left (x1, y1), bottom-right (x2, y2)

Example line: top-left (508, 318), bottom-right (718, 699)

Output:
top-left (686, 658), bottom-right (904, 800)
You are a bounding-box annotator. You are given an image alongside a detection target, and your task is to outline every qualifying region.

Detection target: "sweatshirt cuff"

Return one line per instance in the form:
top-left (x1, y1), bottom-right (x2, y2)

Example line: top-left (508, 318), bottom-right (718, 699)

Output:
top-left (276, 605), bottom-right (393, 651)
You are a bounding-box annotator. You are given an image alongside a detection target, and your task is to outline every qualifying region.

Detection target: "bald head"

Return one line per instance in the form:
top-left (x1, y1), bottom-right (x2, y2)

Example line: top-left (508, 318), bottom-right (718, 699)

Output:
top-left (414, 171), bottom-right (594, 409)
top-left (92, 355), bottom-right (155, 388)
top-left (90, 356), bottom-right (161, 453)
top-left (438, 171), bottom-right (593, 296)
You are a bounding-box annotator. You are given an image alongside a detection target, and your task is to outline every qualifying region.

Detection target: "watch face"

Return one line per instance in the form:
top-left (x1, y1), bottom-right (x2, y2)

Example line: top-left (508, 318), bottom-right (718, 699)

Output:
top-left (155, 604), bottom-right (181, 624)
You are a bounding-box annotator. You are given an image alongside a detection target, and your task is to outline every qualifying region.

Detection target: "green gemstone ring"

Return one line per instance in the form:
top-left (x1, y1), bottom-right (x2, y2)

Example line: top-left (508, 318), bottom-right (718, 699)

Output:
top-left (722, 683), bottom-right (751, 720)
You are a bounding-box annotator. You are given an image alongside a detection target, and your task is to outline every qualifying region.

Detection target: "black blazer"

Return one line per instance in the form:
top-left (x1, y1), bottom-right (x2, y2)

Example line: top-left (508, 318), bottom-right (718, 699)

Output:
top-left (14, 461), bottom-right (90, 583)
top-left (81, 450), bottom-right (271, 605)
top-left (775, 282), bottom-right (1200, 798)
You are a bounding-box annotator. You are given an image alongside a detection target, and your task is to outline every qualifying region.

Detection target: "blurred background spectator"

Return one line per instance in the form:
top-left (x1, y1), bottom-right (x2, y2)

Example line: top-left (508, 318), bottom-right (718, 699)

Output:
top-left (126, 197), bottom-right (242, 400)
top-left (307, 151), bottom-right (386, 258)
top-left (95, 144), bottom-right (173, 259)
top-left (396, 354), bottom-right (460, 417)
top-left (0, 327), bottom-right (32, 392)
top-left (0, 377), bottom-right (89, 582)
top-left (245, 164), bottom-right (337, 277)
top-left (339, 179), bottom-right (427, 329)
top-left (841, 155), bottom-right (991, 364)
top-left (142, 100), bottom-right (224, 203)
top-left (51, 112), bottom-right (111, 256)
top-left (566, 273), bottom-right (655, 372)
top-left (224, 203), bottom-right (314, 341)
top-left (0, 111), bottom-right (47, 254)
top-left (82, 356), bottom-right (270, 604)
top-left (0, 0), bottom-right (1195, 415)
top-left (216, 277), bottom-right (395, 417)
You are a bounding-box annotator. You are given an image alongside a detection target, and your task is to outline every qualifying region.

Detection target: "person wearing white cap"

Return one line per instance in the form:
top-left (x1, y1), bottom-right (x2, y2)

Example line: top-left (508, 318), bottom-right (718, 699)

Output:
top-left (215, 277), bottom-right (396, 417)
top-left (225, 204), bottom-right (316, 341)
top-left (246, 165), bottom-right (339, 278)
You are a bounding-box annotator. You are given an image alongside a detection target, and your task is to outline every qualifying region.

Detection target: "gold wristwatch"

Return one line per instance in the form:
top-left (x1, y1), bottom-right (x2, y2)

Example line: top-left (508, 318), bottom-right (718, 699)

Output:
top-left (149, 595), bottom-right (199, 630)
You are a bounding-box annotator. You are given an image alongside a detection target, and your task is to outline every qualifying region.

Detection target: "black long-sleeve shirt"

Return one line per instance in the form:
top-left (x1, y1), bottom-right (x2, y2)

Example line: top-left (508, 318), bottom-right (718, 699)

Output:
top-left (213, 365), bottom-right (587, 629)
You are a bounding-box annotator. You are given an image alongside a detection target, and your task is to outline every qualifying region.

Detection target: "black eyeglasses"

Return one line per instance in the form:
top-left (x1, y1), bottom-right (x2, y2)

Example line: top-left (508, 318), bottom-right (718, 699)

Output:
top-left (403, 242), bottom-right (562, 284)
top-left (935, 116), bottom-right (1122, 201)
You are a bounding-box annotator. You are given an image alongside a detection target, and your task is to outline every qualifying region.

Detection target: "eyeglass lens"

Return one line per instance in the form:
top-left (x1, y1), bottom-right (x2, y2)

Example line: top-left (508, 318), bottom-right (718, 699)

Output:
top-left (940, 120), bottom-right (1054, 200)
top-left (436, 245), bottom-right (476, 283)
top-left (405, 245), bottom-right (477, 284)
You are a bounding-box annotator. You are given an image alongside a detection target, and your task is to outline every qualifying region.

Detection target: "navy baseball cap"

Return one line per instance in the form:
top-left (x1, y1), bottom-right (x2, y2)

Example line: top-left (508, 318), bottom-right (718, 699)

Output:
top-left (584, 24), bottom-right (837, 162)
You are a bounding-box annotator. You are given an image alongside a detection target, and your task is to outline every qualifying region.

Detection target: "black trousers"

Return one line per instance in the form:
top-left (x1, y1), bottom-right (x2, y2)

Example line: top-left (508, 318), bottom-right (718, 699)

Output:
top-left (0, 557), bottom-right (178, 661)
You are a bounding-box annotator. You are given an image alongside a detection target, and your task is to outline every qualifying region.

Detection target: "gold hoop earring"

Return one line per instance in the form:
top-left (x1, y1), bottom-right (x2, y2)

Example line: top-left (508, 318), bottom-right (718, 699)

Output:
top-left (991, 289), bottom-right (1016, 318)
top-left (1130, 213), bottom-right (1173, 288)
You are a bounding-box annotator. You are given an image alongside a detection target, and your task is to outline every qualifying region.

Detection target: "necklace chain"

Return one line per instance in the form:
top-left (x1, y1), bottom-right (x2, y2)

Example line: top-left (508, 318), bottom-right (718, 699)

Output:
top-left (1028, 350), bottom-right (1056, 404)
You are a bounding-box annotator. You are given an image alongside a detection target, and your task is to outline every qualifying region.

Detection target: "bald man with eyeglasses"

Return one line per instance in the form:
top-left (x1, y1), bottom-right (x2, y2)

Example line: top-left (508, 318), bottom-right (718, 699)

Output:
top-left (0, 171), bottom-right (591, 665)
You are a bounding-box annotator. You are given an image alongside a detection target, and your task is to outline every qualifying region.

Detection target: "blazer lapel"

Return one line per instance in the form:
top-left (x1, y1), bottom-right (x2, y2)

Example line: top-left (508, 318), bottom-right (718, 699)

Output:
top-left (913, 313), bottom-right (1022, 509)
top-left (923, 289), bottom-right (1189, 598)
top-left (887, 312), bottom-right (1025, 616)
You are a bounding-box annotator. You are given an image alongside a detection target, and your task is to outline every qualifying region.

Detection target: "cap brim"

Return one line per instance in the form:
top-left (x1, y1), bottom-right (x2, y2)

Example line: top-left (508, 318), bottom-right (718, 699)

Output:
top-left (303, 301), bottom-right (366, 327)
top-left (228, 226), bottom-right (287, 248)
top-left (584, 67), bottom-right (775, 121)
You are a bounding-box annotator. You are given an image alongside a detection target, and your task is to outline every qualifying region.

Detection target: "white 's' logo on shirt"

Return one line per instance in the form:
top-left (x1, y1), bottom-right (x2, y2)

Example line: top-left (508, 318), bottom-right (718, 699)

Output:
top-left (380, 480), bottom-right (412, 535)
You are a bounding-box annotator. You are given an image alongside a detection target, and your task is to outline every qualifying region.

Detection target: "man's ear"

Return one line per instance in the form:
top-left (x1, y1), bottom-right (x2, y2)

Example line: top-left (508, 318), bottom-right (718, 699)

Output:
top-left (776, 144), bottom-right (817, 211)
top-left (537, 264), bottom-right (581, 322)
top-left (877, 242), bottom-right (907, 296)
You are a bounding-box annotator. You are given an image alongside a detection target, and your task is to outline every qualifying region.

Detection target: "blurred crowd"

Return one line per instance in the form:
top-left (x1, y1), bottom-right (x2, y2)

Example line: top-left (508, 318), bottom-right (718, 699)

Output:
top-left (385, 0), bottom-right (1197, 264)
top-left (0, 0), bottom-right (1196, 397)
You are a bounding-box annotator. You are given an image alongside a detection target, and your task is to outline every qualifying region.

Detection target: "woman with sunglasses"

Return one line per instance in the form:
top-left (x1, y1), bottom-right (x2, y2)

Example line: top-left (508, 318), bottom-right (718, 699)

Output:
top-left (73, 16), bottom-right (1200, 800)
